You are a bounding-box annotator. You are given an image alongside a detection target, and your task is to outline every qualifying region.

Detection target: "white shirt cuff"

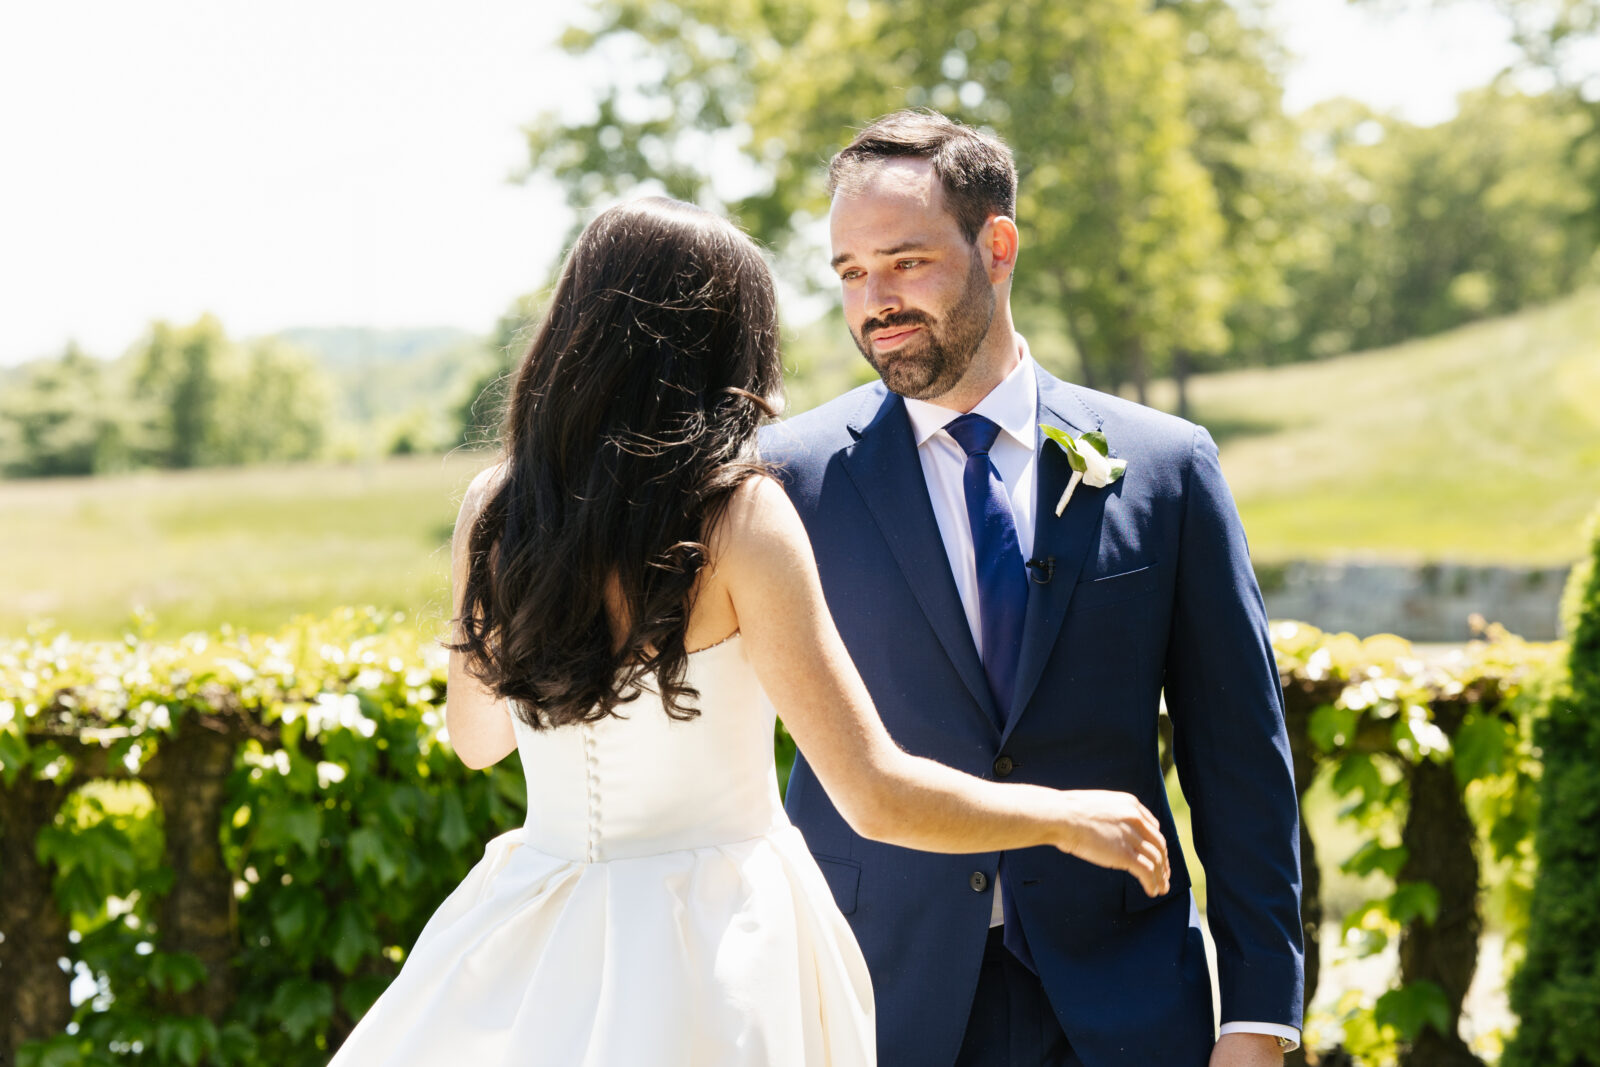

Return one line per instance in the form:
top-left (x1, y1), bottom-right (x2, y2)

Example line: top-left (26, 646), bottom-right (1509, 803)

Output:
top-left (1218, 1022), bottom-right (1300, 1052)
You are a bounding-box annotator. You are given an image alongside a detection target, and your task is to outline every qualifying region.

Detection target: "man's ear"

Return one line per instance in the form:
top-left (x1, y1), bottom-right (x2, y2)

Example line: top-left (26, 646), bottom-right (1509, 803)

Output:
top-left (979, 216), bottom-right (1019, 282)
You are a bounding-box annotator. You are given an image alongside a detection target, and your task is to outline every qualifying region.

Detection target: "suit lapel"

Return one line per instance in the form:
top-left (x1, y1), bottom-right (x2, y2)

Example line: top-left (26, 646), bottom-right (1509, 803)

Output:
top-left (839, 390), bottom-right (1001, 734)
top-left (1004, 369), bottom-right (1107, 741)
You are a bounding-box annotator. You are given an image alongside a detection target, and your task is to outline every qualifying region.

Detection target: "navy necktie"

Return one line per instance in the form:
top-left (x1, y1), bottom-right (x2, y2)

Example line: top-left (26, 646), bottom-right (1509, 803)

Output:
top-left (944, 412), bottom-right (1038, 974)
top-left (944, 413), bottom-right (1028, 728)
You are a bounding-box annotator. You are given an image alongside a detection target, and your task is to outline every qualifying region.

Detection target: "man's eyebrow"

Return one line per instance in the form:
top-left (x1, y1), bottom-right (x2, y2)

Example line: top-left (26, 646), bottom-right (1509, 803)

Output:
top-left (830, 241), bottom-right (933, 270)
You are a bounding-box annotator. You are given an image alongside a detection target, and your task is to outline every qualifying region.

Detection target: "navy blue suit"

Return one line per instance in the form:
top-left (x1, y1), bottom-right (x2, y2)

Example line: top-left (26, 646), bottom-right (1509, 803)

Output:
top-left (761, 365), bottom-right (1303, 1067)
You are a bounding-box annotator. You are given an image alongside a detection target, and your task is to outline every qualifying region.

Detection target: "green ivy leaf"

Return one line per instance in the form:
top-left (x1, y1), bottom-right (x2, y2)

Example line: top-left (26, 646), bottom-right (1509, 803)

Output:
top-left (1310, 703), bottom-right (1359, 753)
top-left (1388, 881), bottom-right (1441, 926)
top-left (218, 1020), bottom-right (260, 1064)
top-left (148, 952), bottom-right (207, 995)
top-left (270, 885), bottom-right (326, 948)
top-left (1451, 712), bottom-right (1508, 787)
top-left (330, 901), bottom-right (380, 975)
top-left (342, 973), bottom-right (395, 1021)
top-left (0, 727), bottom-right (32, 786)
top-left (1329, 753), bottom-right (1385, 807)
top-left (267, 977), bottom-right (334, 1043)
top-left (324, 728), bottom-right (375, 778)
top-left (348, 825), bottom-right (402, 885)
top-left (1341, 839), bottom-right (1408, 879)
top-left (438, 791), bottom-right (473, 852)
top-left (1375, 980), bottom-right (1451, 1040)
top-left (1080, 430), bottom-right (1110, 456)
top-left (153, 1016), bottom-right (216, 1067)
top-left (492, 764), bottom-right (527, 810)
top-left (258, 801), bottom-right (323, 858)
top-left (14, 1033), bottom-right (88, 1067)
top-left (1489, 776), bottom-right (1537, 861)
top-left (387, 782), bottom-right (426, 833)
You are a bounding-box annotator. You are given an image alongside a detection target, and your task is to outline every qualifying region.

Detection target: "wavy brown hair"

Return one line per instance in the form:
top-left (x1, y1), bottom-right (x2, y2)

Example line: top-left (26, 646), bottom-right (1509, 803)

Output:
top-left (452, 198), bottom-right (781, 729)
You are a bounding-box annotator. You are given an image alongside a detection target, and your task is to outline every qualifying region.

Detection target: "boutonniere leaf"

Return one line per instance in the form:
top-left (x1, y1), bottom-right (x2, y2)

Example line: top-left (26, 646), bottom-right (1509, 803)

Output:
top-left (1040, 425), bottom-right (1128, 516)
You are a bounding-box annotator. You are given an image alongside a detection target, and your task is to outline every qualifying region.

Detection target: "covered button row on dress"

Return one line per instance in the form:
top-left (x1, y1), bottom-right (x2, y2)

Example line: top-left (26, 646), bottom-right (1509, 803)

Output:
top-left (581, 722), bottom-right (601, 862)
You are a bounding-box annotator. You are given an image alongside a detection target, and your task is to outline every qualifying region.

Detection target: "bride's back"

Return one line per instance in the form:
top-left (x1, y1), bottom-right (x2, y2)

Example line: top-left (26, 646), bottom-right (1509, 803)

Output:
top-left (513, 633), bottom-right (784, 864)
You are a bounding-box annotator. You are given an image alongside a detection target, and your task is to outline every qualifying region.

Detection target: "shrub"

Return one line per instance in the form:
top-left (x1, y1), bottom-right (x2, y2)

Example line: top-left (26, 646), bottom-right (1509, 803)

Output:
top-left (1505, 504), bottom-right (1600, 1065)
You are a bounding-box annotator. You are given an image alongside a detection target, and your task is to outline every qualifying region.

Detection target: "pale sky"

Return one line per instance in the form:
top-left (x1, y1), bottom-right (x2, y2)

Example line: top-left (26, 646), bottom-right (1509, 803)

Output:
top-left (0, 0), bottom-right (1525, 366)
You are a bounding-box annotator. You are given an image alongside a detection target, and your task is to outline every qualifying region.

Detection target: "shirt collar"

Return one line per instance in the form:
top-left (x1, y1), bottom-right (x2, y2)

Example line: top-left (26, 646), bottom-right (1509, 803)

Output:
top-left (903, 334), bottom-right (1038, 450)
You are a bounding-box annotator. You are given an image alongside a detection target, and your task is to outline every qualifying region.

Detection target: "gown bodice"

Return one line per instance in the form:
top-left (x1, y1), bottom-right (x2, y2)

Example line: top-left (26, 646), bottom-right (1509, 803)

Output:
top-left (512, 634), bottom-right (788, 862)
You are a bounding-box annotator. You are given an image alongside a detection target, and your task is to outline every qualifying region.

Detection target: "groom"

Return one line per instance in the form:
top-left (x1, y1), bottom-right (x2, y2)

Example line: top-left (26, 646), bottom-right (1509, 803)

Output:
top-left (762, 111), bottom-right (1304, 1066)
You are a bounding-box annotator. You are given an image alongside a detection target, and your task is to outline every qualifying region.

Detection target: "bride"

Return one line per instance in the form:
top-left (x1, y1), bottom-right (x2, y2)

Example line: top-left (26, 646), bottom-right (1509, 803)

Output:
top-left (329, 197), bottom-right (1168, 1065)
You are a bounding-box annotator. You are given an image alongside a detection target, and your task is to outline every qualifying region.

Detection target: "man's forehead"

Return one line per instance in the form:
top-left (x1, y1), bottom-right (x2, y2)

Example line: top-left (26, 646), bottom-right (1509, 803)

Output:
top-left (832, 156), bottom-right (940, 211)
top-left (829, 158), bottom-right (961, 257)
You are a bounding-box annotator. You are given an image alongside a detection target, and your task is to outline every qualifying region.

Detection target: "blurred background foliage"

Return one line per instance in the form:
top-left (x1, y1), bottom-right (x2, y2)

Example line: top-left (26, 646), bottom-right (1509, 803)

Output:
top-left (1, 0), bottom-right (1596, 628)
top-left (3, 0), bottom-right (1595, 480)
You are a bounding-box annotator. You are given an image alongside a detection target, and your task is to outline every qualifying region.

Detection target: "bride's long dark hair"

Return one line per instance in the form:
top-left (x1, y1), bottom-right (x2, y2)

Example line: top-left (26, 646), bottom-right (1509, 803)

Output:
top-left (452, 198), bottom-right (782, 730)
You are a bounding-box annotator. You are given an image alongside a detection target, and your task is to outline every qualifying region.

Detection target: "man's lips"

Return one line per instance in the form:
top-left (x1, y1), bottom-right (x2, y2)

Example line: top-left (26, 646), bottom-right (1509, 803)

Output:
top-left (869, 325), bottom-right (922, 350)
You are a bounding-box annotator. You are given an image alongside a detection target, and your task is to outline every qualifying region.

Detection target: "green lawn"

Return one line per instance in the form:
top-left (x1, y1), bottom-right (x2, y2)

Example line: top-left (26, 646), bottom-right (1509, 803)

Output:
top-left (1157, 288), bottom-right (1600, 565)
top-left (0, 452), bottom-right (492, 639)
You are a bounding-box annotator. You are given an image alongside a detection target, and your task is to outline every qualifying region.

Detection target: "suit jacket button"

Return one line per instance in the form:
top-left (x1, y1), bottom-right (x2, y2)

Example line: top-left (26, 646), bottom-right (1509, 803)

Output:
top-left (993, 755), bottom-right (1014, 777)
top-left (969, 871), bottom-right (989, 893)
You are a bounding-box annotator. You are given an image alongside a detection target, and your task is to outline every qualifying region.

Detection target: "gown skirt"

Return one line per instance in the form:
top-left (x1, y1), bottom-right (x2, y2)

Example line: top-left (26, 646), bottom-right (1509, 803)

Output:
top-left (328, 635), bottom-right (875, 1066)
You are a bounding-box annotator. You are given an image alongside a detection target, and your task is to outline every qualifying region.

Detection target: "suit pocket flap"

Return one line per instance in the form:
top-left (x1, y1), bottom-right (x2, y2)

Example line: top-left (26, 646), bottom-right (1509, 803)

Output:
top-left (813, 855), bottom-right (861, 915)
top-left (1071, 562), bottom-right (1161, 610)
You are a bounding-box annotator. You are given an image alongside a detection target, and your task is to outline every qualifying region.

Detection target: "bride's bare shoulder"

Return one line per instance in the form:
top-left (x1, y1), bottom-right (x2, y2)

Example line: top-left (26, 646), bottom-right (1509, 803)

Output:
top-left (460, 459), bottom-right (509, 517)
top-left (712, 473), bottom-right (813, 573)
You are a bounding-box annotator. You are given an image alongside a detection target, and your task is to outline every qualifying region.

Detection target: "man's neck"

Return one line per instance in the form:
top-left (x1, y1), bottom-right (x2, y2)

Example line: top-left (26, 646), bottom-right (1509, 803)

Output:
top-left (924, 310), bottom-right (1022, 414)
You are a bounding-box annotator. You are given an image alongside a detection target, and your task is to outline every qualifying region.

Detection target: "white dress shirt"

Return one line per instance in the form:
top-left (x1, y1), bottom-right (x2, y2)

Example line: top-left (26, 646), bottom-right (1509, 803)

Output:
top-left (900, 336), bottom-right (1299, 1051)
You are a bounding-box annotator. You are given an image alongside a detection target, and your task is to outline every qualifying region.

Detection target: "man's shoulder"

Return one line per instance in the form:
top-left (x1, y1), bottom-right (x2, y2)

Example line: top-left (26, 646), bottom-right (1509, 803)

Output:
top-left (1040, 375), bottom-right (1202, 457)
top-left (760, 380), bottom-right (889, 463)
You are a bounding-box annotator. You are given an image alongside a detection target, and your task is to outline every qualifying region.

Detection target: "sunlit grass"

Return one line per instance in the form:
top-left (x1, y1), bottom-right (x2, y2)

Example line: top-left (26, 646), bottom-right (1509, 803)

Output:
top-left (0, 452), bottom-right (492, 640)
top-left (1148, 287), bottom-right (1600, 565)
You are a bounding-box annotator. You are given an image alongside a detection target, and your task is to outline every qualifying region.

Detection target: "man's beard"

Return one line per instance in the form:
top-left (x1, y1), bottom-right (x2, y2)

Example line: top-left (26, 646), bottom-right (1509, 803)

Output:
top-left (852, 252), bottom-right (996, 401)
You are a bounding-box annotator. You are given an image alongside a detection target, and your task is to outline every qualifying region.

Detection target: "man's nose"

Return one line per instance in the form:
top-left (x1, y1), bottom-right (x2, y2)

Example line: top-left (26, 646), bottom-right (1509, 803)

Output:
top-left (864, 275), bottom-right (901, 319)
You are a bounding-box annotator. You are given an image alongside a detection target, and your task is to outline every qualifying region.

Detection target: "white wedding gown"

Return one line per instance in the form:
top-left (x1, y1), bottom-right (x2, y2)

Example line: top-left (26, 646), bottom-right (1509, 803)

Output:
top-left (329, 634), bottom-right (875, 1066)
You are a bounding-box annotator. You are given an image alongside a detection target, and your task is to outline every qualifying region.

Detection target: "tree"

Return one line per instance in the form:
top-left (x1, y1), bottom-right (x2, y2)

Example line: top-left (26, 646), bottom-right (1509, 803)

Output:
top-left (127, 316), bottom-right (333, 470)
top-left (1505, 503), bottom-right (1600, 1064)
top-left (1281, 87), bottom-right (1598, 361)
top-left (128, 316), bottom-right (234, 469)
top-left (527, 0), bottom-right (1234, 402)
top-left (0, 345), bottom-right (130, 478)
top-left (453, 291), bottom-right (547, 449)
top-left (221, 339), bottom-right (333, 464)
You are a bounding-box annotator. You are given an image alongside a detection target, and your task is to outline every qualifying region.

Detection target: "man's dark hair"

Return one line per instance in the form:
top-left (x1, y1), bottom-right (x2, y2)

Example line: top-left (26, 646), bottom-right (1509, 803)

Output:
top-left (827, 109), bottom-right (1017, 243)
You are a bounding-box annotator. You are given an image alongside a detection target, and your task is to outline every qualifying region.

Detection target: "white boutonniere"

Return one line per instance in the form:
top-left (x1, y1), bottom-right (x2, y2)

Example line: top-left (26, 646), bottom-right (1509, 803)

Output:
top-left (1040, 425), bottom-right (1127, 516)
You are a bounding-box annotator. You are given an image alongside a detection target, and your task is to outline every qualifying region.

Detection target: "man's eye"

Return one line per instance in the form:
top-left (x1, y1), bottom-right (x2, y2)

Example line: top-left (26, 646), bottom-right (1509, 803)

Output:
top-left (839, 269), bottom-right (863, 281)
top-left (896, 259), bottom-right (923, 270)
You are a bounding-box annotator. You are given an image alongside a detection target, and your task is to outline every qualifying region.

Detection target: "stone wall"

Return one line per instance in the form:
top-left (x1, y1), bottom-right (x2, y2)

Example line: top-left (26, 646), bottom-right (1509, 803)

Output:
top-left (1257, 561), bottom-right (1571, 641)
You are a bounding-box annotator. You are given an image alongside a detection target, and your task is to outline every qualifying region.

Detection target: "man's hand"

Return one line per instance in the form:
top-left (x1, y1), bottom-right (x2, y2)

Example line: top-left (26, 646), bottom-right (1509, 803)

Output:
top-left (1209, 1032), bottom-right (1285, 1067)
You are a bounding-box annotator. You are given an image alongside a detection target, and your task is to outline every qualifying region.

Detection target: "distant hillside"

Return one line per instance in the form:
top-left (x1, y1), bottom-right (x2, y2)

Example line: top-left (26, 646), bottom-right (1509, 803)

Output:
top-left (272, 326), bottom-right (479, 369)
top-left (267, 326), bottom-right (495, 451)
top-left (1153, 286), bottom-right (1600, 564)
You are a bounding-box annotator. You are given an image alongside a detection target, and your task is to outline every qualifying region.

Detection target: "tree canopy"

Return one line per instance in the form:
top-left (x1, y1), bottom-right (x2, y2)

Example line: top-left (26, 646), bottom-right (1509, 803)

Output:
top-left (523, 0), bottom-right (1599, 403)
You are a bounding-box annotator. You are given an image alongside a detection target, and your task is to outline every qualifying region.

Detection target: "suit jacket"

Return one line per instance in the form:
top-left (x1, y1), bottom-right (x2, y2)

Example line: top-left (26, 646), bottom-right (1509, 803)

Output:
top-left (760, 364), bottom-right (1304, 1067)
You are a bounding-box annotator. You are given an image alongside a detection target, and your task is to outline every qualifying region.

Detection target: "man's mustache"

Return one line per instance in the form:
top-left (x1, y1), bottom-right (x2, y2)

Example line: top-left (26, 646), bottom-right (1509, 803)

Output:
top-left (861, 310), bottom-right (934, 339)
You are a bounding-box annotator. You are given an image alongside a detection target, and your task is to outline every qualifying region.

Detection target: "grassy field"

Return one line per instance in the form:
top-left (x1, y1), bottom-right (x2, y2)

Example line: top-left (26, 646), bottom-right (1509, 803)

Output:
top-left (1154, 287), bottom-right (1600, 564)
top-left (0, 452), bottom-right (490, 639)
top-left (2, 288), bottom-right (1595, 639)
